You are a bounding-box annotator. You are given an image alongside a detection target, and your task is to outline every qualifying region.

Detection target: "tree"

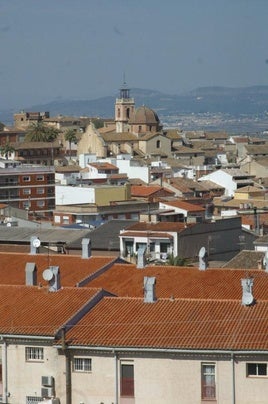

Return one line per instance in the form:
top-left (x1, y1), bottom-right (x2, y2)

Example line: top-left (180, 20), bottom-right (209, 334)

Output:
top-left (25, 122), bottom-right (60, 142)
top-left (45, 126), bottom-right (60, 142)
top-left (0, 143), bottom-right (15, 160)
top-left (91, 118), bottom-right (104, 129)
top-left (64, 129), bottom-right (77, 156)
top-left (166, 253), bottom-right (187, 266)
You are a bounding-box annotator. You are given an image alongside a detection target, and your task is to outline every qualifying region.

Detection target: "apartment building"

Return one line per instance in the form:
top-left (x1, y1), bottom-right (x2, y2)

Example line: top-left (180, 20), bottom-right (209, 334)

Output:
top-left (0, 159), bottom-right (55, 217)
top-left (0, 250), bottom-right (268, 403)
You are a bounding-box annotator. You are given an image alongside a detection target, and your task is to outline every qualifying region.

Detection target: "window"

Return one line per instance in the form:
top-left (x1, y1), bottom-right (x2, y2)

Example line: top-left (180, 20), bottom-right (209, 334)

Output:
top-left (201, 363), bottom-right (216, 400)
top-left (37, 188), bottom-right (44, 194)
top-left (23, 201), bottom-right (31, 209)
top-left (160, 242), bottom-right (168, 253)
top-left (23, 176), bottom-right (31, 182)
top-left (25, 347), bottom-right (44, 362)
top-left (121, 362), bottom-right (134, 397)
top-left (73, 357), bottom-right (92, 372)
top-left (156, 140), bottom-right (161, 148)
top-left (23, 189), bottom-right (31, 195)
top-left (26, 396), bottom-right (43, 404)
top-left (36, 175), bottom-right (44, 181)
top-left (247, 363), bottom-right (267, 377)
top-left (37, 200), bottom-right (45, 208)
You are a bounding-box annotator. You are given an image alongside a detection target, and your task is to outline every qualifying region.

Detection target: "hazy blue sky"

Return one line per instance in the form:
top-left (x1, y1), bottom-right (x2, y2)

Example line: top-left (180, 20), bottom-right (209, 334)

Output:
top-left (0, 0), bottom-right (268, 109)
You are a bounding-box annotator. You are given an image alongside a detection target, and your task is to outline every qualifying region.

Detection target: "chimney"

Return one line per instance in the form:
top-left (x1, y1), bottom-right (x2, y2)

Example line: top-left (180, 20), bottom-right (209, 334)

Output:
top-left (137, 246), bottom-right (146, 269)
top-left (42, 266), bottom-right (61, 292)
top-left (144, 276), bottom-right (156, 303)
top-left (263, 251), bottom-right (268, 272)
top-left (82, 238), bottom-right (91, 259)
top-left (25, 263), bottom-right (37, 286)
top-left (30, 236), bottom-right (41, 255)
top-left (199, 247), bottom-right (208, 270)
top-left (241, 278), bottom-right (254, 306)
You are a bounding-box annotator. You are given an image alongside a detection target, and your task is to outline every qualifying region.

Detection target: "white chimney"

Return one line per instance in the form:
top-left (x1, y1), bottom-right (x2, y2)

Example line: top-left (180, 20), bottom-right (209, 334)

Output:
top-left (82, 238), bottom-right (91, 259)
top-left (144, 276), bottom-right (156, 303)
top-left (137, 246), bottom-right (146, 269)
top-left (199, 247), bottom-right (208, 270)
top-left (30, 236), bottom-right (41, 255)
top-left (42, 266), bottom-right (61, 292)
top-left (25, 262), bottom-right (37, 286)
top-left (241, 278), bottom-right (254, 306)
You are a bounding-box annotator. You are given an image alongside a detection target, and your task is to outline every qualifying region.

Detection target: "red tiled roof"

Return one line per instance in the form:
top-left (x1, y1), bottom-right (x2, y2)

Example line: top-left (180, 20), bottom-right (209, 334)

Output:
top-left (0, 285), bottom-right (103, 336)
top-left (120, 231), bottom-right (173, 239)
top-left (161, 200), bottom-right (206, 212)
top-left (65, 297), bottom-right (268, 350)
top-left (89, 162), bottom-right (118, 171)
top-left (0, 253), bottom-right (116, 287)
top-left (124, 222), bottom-right (188, 232)
top-left (131, 185), bottom-right (172, 197)
top-left (85, 263), bottom-right (268, 300)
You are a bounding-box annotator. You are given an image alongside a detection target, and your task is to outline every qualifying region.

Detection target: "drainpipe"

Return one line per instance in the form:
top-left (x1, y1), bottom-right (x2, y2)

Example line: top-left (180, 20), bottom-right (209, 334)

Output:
top-left (231, 352), bottom-right (236, 404)
top-left (62, 328), bottom-right (71, 404)
top-left (114, 350), bottom-right (118, 404)
top-left (2, 338), bottom-right (7, 404)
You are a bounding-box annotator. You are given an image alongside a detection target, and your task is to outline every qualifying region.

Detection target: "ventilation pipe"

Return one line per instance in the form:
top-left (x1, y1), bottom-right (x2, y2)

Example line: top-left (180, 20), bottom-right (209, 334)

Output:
top-left (25, 262), bottom-right (37, 286)
top-left (82, 238), bottom-right (91, 259)
top-left (144, 276), bottom-right (156, 303)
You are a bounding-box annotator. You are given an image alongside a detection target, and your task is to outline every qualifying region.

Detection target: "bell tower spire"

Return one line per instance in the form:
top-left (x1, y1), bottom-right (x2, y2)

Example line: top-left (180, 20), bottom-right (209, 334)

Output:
top-left (115, 79), bottom-right (135, 133)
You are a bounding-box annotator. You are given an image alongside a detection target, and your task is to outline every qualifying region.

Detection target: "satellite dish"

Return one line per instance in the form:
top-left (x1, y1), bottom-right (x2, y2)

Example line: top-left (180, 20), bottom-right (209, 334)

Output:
top-left (32, 238), bottom-right (41, 248)
top-left (42, 268), bottom-right (53, 281)
top-left (242, 291), bottom-right (254, 306)
top-left (199, 246), bottom-right (206, 258)
top-left (263, 251), bottom-right (268, 267)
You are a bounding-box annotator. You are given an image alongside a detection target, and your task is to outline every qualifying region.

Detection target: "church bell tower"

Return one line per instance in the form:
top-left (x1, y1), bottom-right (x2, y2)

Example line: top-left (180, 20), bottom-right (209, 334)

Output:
top-left (115, 81), bottom-right (135, 133)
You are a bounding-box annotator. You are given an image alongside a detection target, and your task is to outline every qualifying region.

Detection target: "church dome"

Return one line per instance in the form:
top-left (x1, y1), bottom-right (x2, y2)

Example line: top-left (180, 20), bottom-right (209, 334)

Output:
top-left (131, 106), bottom-right (160, 125)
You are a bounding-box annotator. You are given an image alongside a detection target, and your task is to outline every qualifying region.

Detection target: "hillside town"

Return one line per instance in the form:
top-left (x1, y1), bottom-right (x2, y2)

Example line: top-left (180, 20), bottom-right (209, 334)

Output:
top-left (0, 83), bottom-right (268, 403)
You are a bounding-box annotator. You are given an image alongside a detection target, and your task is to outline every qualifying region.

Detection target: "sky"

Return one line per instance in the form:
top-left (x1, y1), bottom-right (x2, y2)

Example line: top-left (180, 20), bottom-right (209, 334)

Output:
top-left (0, 0), bottom-right (268, 109)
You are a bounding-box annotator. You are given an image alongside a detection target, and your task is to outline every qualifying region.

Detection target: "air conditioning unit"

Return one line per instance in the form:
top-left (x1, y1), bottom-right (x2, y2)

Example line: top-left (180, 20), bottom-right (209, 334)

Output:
top-left (41, 387), bottom-right (54, 398)
top-left (42, 375), bottom-right (54, 387)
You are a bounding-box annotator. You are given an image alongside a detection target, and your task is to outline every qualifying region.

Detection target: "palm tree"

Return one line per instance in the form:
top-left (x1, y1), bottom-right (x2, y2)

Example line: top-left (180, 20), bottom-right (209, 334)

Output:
top-left (64, 129), bottom-right (77, 156)
top-left (166, 253), bottom-right (187, 266)
top-left (0, 143), bottom-right (15, 160)
top-left (25, 122), bottom-right (60, 142)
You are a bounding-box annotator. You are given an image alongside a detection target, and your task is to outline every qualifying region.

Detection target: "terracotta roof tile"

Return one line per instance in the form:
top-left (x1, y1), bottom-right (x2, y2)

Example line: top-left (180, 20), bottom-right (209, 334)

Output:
top-left (0, 285), bottom-right (103, 336)
top-left (125, 222), bottom-right (188, 232)
top-left (161, 200), bottom-right (206, 212)
top-left (65, 297), bottom-right (268, 350)
top-left (120, 231), bottom-right (173, 239)
top-left (89, 162), bottom-right (118, 170)
top-left (131, 185), bottom-right (163, 197)
top-left (85, 263), bottom-right (268, 300)
top-left (0, 253), bottom-right (117, 287)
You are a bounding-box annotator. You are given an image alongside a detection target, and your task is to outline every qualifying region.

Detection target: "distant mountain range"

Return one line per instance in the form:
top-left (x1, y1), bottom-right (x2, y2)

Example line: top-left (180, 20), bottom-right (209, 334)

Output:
top-left (1, 86), bottom-right (268, 126)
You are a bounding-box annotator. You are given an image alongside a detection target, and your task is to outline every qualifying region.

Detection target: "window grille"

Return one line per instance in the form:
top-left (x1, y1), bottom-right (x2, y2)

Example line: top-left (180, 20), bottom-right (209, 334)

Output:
top-left (25, 347), bottom-right (44, 362)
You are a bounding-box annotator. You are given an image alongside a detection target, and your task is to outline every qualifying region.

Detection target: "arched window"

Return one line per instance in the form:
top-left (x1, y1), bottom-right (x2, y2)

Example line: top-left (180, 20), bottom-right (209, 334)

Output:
top-left (117, 108), bottom-right (121, 118)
